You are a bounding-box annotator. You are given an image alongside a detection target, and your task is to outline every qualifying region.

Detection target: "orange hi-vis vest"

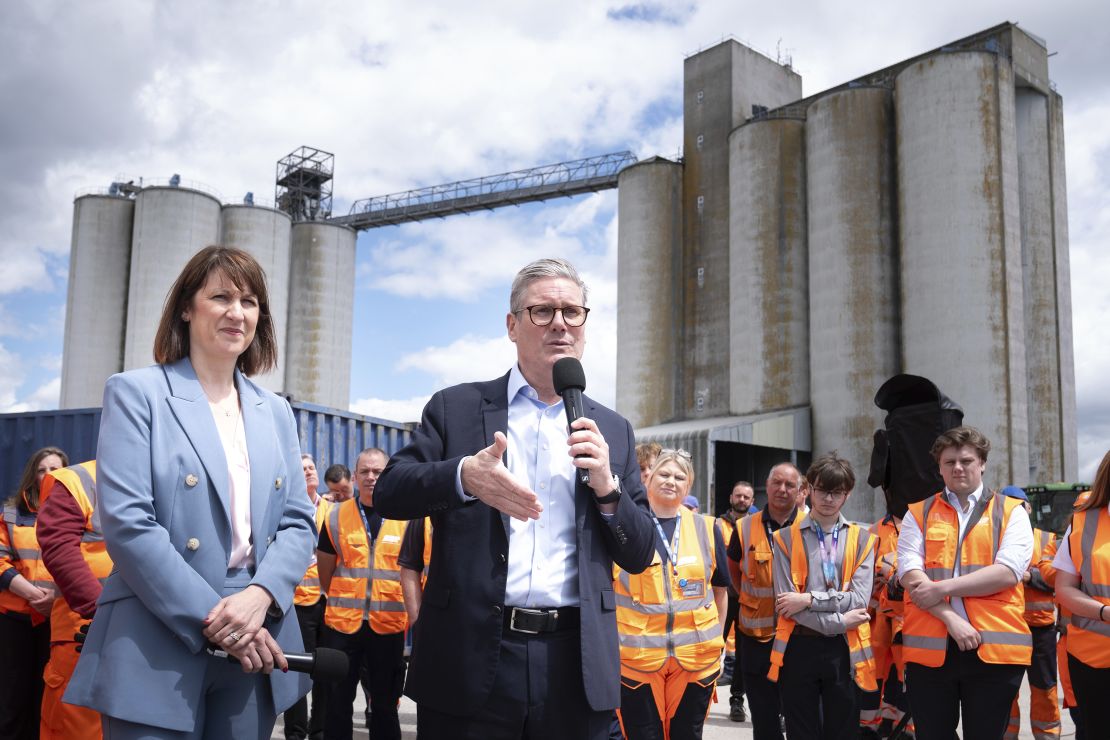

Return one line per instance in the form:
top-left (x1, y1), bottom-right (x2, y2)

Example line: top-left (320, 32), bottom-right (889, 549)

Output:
top-left (294, 498), bottom-right (331, 607)
top-left (767, 520), bottom-right (878, 690)
top-left (614, 509), bottom-right (723, 673)
top-left (324, 498), bottom-right (408, 635)
top-left (1065, 504), bottom-right (1110, 668)
top-left (1022, 528), bottom-right (1057, 628)
top-left (717, 514), bottom-right (738, 560)
top-left (0, 494), bottom-right (54, 624)
top-left (38, 462), bottom-right (112, 644)
top-left (737, 510), bottom-right (779, 640)
top-left (869, 516), bottom-right (901, 615)
top-left (903, 491), bottom-right (1032, 667)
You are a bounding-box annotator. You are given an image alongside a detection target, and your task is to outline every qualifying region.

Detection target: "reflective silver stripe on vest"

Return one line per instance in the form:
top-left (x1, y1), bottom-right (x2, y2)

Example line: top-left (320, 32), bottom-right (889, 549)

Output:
top-left (741, 582), bottom-right (774, 598)
top-left (2, 505), bottom-right (18, 562)
top-left (1071, 615), bottom-right (1110, 638)
top-left (371, 568), bottom-right (400, 582)
top-left (615, 593), bottom-right (714, 615)
top-left (14, 548), bottom-right (40, 560)
top-left (328, 505), bottom-right (342, 554)
top-left (367, 600), bottom-right (406, 613)
top-left (334, 567), bottom-right (371, 578)
top-left (990, 492), bottom-right (1006, 556)
top-left (772, 637), bottom-right (788, 654)
top-left (850, 645), bottom-right (874, 664)
top-left (740, 614), bottom-right (775, 630)
top-left (902, 634), bottom-right (947, 651)
top-left (1077, 508), bottom-right (1103, 604)
top-left (979, 630), bottom-right (1033, 647)
top-left (1083, 582), bottom-right (1110, 598)
top-left (300, 577), bottom-right (320, 588)
top-left (327, 596), bottom-right (367, 610)
top-left (1024, 601), bottom-right (1054, 613)
top-left (619, 625), bottom-right (719, 650)
top-left (71, 465), bottom-right (103, 538)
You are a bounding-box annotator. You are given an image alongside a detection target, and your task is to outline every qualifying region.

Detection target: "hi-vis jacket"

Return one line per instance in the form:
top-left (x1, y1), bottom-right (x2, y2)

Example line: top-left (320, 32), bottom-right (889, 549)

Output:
top-left (324, 498), bottom-right (408, 635)
top-left (1065, 504), bottom-right (1110, 668)
top-left (39, 462), bottom-right (112, 643)
top-left (0, 494), bottom-right (54, 624)
top-left (1022, 528), bottom-right (1057, 628)
top-left (903, 491), bottom-right (1032, 667)
top-left (767, 521), bottom-right (877, 690)
top-left (294, 498), bottom-right (331, 607)
top-left (736, 511), bottom-right (778, 640)
top-left (614, 508), bottom-right (723, 673)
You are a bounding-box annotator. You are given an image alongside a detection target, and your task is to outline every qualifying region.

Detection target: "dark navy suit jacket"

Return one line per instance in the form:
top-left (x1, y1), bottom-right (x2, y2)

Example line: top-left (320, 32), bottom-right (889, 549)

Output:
top-left (373, 372), bottom-right (655, 715)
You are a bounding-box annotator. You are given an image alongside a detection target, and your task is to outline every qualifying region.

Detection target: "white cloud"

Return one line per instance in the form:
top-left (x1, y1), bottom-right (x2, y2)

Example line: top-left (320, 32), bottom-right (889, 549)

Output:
top-left (396, 334), bottom-right (518, 389)
top-left (4, 377), bottom-right (61, 413)
top-left (350, 395), bottom-right (429, 425)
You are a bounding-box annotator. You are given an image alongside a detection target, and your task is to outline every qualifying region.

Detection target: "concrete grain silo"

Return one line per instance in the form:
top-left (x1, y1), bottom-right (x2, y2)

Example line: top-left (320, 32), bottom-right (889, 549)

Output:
top-left (805, 87), bottom-right (900, 518)
top-left (729, 116), bottom-right (809, 416)
top-left (616, 157), bottom-right (683, 428)
top-left (1048, 91), bottom-right (1079, 480)
top-left (123, 186), bottom-right (221, 370)
top-left (1015, 88), bottom-right (1064, 483)
top-left (681, 42), bottom-right (802, 420)
top-left (219, 204), bottom-right (293, 394)
top-left (895, 51), bottom-right (1029, 485)
top-left (285, 222), bottom-right (356, 409)
top-left (60, 194), bottom-right (135, 408)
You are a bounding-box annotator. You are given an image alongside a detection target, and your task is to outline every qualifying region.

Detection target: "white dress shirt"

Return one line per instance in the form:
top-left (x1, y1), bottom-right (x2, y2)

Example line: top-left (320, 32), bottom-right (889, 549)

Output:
top-left (454, 365), bottom-right (579, 607)
top-left (898, 484), bottom-right (1032, 623)
top-left (212, 404), bottom-right (254, 569)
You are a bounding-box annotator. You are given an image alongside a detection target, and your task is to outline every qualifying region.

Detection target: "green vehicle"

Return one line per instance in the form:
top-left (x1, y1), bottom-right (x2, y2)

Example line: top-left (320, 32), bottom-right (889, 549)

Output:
top-left (1024, 483), bottom-right (1091, 535)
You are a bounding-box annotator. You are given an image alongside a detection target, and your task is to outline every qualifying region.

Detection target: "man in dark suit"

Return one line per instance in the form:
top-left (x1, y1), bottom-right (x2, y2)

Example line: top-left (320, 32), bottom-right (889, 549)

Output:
top-left (374, 257), bottom-right (656, 740)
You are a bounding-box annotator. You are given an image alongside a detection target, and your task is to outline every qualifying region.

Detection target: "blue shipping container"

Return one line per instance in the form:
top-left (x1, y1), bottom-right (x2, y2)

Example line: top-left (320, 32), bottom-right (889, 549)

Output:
top-left (0, 402), bottom-right (415, 497)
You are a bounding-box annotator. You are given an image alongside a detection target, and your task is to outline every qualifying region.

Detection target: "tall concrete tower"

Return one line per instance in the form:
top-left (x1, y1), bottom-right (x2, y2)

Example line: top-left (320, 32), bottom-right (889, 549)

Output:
top-left (680, 43), bottom-right (801, 421)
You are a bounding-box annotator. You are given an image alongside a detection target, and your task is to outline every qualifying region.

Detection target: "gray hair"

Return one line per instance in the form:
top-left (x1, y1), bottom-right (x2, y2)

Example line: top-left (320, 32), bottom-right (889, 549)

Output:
top-left (509, 258), bottom-right (589, 313)
top-left (301, 453), bottom-right (314, 463)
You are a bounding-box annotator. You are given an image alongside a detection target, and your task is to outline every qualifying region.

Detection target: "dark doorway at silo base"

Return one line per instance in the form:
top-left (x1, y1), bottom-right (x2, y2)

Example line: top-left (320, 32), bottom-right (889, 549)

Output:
top-left (713, 441), bottom-right (812, 514)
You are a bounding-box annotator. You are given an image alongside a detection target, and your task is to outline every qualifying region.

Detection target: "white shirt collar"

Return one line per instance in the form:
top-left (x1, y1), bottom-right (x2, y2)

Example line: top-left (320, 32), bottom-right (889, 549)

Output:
top-left (944, 482), bottom-right (985, 511)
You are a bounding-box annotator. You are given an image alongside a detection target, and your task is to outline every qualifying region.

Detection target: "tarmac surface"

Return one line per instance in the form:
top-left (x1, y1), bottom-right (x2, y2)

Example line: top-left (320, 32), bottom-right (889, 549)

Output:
top-left (273, 673), bottom-right (1076, 739)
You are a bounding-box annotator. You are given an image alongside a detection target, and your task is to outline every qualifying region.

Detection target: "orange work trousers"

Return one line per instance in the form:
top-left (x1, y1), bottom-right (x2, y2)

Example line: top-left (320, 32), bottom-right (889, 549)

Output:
top-left (41, 642), bottom-right (102, 740)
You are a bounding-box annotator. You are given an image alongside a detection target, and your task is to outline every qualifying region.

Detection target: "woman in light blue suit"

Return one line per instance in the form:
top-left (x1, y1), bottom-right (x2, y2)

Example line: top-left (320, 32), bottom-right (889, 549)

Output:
top-left (65, 246), bottom-right (317, 739)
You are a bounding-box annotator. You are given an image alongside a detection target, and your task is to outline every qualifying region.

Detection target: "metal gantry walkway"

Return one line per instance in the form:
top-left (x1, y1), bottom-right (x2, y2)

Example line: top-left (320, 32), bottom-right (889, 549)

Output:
top-left (328, 151), bottom-right (637, 230)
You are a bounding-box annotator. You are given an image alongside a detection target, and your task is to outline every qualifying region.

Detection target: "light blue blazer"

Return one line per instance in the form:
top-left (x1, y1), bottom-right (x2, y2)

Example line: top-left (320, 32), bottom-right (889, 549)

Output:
top-left (65, 358), bottom-right (316, 732)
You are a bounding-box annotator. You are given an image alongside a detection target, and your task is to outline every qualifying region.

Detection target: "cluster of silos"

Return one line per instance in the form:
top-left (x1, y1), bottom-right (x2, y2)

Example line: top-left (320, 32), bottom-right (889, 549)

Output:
top-left (617, 25), bottom-right (1077, 520)
top-left (60, 186), bottom-right (356, 410)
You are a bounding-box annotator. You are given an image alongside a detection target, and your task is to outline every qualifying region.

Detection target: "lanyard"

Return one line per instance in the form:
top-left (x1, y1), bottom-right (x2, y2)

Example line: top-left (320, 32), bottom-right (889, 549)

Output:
top-left (813, 520), bottom-right (841, 591)
top-left (357, 504), bottom-right (375, 542)
top-left (650, 512), bottom-right (683, 583)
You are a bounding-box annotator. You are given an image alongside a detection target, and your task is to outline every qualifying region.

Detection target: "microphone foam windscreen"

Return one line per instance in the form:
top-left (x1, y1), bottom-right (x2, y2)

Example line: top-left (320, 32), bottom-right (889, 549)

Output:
top-left (313, 647), bottom-right (350, 681)
top-left (552, 357), bottom-right (586, 395)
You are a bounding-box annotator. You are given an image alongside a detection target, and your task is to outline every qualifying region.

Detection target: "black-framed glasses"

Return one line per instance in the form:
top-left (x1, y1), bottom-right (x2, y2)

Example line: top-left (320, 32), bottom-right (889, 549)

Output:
top-left (812, 487), bottom-right (849, 501)
top-left (518, 304), bottom-right (590, 327)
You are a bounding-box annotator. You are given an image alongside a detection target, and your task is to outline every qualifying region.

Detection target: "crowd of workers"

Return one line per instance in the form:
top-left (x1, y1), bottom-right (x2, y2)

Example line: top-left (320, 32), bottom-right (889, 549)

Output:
top-left (5, 428), bottom-right (1106, 739)
top-left (1, 250), bottom-right (1108, 740)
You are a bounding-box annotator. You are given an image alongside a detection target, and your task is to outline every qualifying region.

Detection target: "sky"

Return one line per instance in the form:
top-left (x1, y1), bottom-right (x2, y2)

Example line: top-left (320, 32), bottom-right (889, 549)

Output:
top-left (2, 0), bottom-right (1108, 479)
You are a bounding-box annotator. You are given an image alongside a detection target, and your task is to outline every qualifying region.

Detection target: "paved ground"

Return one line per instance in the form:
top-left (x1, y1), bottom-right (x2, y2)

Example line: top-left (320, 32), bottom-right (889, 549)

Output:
top-left (274, 673), bottom-right (1077, 738)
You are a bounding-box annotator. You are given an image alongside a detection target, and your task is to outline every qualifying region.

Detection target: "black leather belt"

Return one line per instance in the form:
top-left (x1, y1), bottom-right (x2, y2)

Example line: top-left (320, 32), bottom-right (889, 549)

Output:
top-left (503, 606), bottom-right (580, 635)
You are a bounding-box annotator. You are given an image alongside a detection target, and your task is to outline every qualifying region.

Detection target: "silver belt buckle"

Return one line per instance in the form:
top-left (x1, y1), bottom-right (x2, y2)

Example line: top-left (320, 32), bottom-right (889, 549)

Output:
top-left (509, 606), bottom-right (544, 635)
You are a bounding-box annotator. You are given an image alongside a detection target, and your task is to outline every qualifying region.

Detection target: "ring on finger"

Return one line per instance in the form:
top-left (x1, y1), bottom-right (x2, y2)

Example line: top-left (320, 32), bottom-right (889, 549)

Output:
top-left (228, 631), bottom-right (242, 643)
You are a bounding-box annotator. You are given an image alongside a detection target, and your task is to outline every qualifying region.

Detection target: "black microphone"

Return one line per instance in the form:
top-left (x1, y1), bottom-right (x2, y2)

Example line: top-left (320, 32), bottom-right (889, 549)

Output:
top-left (553, 356), bottom-right (590, 485)
top-left (207, 645), bottom-right (349, 682)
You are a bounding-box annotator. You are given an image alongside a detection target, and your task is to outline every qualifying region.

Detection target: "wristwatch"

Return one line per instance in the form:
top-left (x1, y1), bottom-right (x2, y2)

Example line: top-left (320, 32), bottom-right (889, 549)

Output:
top-left (594, 474), bottom-right (622, 505)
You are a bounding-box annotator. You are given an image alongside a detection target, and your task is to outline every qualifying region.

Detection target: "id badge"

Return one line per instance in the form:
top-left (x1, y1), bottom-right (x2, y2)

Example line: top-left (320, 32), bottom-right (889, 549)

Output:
top-left (679, 578), bottom-right (705, 598)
